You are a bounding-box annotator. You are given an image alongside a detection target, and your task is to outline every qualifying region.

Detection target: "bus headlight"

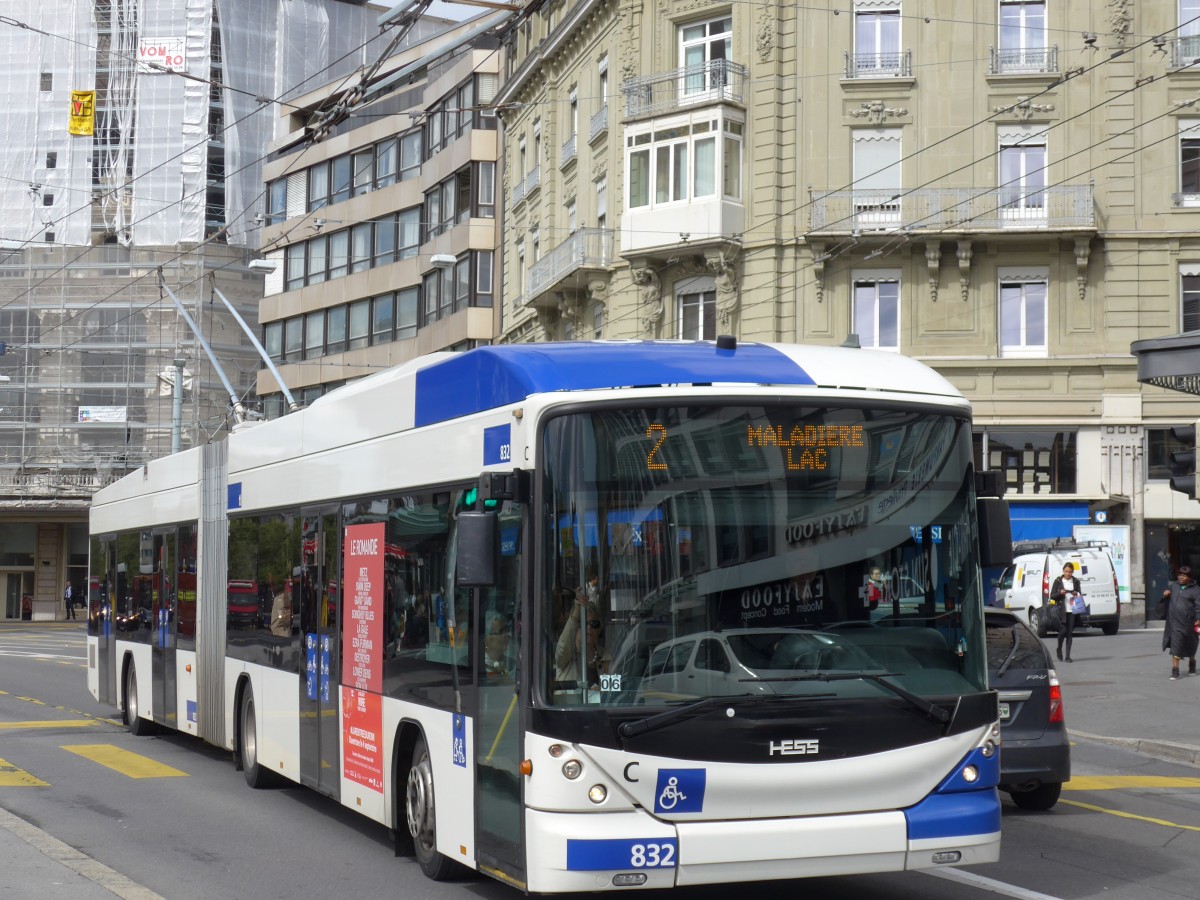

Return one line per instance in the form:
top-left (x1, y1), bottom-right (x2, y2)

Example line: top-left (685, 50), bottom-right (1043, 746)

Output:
top-left (588, 784), bottom-right (607, 804)
top-left (548, 744), bottom-right (565, 758)
top-left (961, 765), bottom-right (979, 783)
top-left (562, 759), bottom-right (583, 780)
top-left (980, 740), bottom-right (997, 759)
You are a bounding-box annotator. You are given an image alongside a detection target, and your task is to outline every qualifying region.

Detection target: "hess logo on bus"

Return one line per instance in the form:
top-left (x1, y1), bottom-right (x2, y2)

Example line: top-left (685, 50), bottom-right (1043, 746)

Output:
top-left (769, 739), bottom-right (819, 756)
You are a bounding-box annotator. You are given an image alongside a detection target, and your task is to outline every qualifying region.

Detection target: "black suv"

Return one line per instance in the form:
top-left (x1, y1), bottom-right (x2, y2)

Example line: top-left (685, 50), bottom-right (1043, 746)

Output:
top-left (985, 608), bottom-right (1071, 810)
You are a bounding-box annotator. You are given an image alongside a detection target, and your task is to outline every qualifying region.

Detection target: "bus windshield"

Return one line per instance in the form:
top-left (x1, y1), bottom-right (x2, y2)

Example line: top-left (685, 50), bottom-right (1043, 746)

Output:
top-left (539, 402), bottom-right (988, 709)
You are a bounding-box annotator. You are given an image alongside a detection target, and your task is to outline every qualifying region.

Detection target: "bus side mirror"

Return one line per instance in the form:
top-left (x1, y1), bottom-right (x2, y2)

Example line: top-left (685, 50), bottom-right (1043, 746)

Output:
top-left (457, 511), bottom-right (497, 587)
top-left (977, 498), bottom-right (1013, 569)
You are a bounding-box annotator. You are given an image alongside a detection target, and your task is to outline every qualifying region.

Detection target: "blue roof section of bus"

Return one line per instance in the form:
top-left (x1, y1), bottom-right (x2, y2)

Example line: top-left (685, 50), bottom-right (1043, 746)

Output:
top-left (412, 341), bottom-right (815, 427)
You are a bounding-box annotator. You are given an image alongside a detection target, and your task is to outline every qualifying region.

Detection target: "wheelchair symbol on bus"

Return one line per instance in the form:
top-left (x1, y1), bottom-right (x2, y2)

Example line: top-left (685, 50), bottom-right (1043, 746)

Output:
top-left (657, 777), bottom-right (686, 810)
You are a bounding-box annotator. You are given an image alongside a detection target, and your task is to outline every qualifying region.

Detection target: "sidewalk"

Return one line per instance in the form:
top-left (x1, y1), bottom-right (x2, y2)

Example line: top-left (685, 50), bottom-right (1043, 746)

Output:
top-left (1052, 621), bottom-right (1200, 767)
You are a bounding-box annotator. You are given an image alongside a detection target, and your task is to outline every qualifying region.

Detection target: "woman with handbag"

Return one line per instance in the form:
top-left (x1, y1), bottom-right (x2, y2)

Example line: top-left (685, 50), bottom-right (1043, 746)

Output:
top-left (1050, 562), bottom-right (1085, 663)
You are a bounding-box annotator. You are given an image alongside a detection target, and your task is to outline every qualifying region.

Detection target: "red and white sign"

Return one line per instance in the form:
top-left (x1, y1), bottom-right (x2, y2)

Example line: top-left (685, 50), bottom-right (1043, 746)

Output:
top-left (343, 523), bottom-right (384, 693)
top-left (137, 38), bottom-right (186, 73)
top-left (341, 687), bottom-right (383, 793)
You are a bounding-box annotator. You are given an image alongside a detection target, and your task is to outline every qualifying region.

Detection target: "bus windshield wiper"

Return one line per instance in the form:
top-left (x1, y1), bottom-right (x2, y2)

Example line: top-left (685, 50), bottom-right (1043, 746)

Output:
top-left (617, 692), bottom-right (829, 741)
top-left (743, 672), bottom-right (951, 726)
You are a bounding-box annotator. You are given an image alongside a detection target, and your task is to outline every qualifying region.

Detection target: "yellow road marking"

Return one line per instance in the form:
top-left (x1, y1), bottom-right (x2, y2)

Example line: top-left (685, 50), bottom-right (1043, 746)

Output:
top-left (0, 757), bottom-right (49, 787)
top-left (63, 745), bottom-right (188, 779)
top-left (1065, 775), bottom-right (1200, 791)
top-left (1061, 798), bottom-right (1200, 832)
top-left (0, 720), bottom-right (98, 730)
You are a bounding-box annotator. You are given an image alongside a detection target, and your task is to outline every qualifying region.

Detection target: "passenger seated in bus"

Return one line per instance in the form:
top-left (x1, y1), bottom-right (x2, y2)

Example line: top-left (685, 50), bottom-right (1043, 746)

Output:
top-left (555, 600), bottom-right (610, 686)
top-left (485, 615), bottom-right (513, 677)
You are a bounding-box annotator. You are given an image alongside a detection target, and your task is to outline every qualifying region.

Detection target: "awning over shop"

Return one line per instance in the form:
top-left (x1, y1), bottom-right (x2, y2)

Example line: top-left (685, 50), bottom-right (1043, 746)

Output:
top-left (1007, 501), bottom-right (1089, 542)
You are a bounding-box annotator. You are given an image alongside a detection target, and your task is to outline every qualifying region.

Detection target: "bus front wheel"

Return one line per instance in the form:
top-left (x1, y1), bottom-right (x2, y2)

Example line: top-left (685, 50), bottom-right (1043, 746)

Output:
top-left (407, 736), bottom-right (453, 880)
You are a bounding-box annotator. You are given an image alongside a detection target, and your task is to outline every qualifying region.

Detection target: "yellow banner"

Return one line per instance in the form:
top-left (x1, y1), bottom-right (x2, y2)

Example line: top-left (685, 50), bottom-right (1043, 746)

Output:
top-left (68, 90), bottom-right (95, 136)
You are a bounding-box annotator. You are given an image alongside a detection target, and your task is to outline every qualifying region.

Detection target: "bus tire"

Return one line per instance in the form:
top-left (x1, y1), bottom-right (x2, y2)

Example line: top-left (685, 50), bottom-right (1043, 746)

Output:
top-left (407, 736), bottom-right (453, 880)
top-left (124, 662), bottom-right (154, 736)
top-left (239, 685), bottom-right (273, 789)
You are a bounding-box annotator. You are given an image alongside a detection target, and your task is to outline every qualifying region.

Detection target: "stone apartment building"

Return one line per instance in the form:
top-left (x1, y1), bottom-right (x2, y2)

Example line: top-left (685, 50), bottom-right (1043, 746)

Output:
top-left (255, 13), bottom-right (505, 413)
top-left (495, 0), bottom-right (1200, 621)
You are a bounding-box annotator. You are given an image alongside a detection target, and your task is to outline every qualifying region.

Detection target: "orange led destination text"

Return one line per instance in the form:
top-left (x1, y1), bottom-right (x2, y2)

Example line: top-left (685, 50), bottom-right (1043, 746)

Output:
top-left (746, 424), bottom-right (864, 470)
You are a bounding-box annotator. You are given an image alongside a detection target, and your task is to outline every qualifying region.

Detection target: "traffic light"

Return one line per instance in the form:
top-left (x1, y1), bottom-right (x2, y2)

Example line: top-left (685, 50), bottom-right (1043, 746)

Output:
top-left (1169, 424), bottom-right (1197, 500)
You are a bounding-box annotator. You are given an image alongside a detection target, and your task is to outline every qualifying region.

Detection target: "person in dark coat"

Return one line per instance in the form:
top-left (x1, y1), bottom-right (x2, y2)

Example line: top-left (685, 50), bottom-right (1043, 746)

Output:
top-left (1049, 562), bottom-right (1084, 663)
top-left (1161, 566), bottom-right (1200, 681)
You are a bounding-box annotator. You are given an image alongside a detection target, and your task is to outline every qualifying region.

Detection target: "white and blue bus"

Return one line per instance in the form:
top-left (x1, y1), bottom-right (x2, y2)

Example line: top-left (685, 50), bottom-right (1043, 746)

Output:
top-left (87, 339), bottom-right (1012, 893)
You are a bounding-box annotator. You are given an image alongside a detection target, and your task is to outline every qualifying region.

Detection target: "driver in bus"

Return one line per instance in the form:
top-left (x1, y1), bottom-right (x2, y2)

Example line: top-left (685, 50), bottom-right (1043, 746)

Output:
top-left (555, 600), bottom-right (610, 686)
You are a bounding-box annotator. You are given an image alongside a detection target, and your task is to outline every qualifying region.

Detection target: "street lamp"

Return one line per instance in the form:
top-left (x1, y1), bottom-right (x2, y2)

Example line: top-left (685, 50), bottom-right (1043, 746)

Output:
top-left (248, 259), bottom-right (277, 273)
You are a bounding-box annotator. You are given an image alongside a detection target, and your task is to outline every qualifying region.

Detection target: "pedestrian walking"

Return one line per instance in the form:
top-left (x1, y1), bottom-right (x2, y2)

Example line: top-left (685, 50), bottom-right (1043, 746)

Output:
top-left (1160, 566), bottom-right (1200, 680)
top-left (1049, 562), bottom-right (1085, 663)
top-left (64, 582), bottom-right (75, 620)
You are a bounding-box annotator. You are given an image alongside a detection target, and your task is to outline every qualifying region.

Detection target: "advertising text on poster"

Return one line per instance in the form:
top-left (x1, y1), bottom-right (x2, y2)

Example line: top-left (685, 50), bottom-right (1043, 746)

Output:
top-left (341, 687), bottom-right (383, 792)
top-left (343, 523), bottom-right (384, 693)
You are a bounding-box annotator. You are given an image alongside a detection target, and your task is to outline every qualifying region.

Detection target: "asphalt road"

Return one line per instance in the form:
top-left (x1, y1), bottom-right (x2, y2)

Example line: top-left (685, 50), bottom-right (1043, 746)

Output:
top-left (2, 621), bottom-right (1199, 899)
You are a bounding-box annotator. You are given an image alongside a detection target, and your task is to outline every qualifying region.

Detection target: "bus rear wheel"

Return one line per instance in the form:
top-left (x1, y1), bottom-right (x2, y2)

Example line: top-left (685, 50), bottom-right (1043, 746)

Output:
top-left (124, 664), bottom-right (153, 736)
top-left (407, 736), bottom-right (453, 880)
top-left (239, 686), bottom-right (273, 788)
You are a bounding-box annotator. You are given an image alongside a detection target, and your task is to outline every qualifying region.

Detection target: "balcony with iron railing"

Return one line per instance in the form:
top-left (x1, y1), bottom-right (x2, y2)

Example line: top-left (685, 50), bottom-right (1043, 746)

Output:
top-left (525, 228), bottom-right (615, 307)
top-left (561, 133), bottom-right (577, 168)
top-left (512, 176), bottom-right (526, 206)
top-left (1172, 34), bottom-right (1200, 69)
top-left (524, 165), bottom-right (541, 199)
top-left (622, 59), bottom-right (748, 121)
top-left (989, 45), bottom-right (1058, 75)
top-left (589, 104), bottom-right (608, 141)
top-left (807, 184), bottom-right (1094, 235)
top-left (844, 49), bottom-right (913, 79)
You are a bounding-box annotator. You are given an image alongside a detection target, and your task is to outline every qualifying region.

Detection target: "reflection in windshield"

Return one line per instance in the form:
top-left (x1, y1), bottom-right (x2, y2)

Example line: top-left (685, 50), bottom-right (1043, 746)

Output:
top-left (539, 404), bottom-right (988, 708)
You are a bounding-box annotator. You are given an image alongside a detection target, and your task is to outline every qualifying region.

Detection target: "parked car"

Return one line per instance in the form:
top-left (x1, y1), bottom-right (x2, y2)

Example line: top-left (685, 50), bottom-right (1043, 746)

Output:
top-left (995, 539), bottom-right (1121, 637)
top-left (985, 608), bottom-right (1071, 810)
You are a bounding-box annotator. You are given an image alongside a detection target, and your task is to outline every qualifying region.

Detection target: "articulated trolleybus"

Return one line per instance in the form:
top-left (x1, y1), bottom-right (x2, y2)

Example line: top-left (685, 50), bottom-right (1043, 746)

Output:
top-left (87, 339), bottom-right (1012, 893)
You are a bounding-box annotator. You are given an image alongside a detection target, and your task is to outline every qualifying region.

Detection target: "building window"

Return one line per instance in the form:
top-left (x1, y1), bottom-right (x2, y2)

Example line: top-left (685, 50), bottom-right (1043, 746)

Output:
top-left (373, 293), bottom-right (394, 344)
top-left (286, 242), bottom-right (305, 290)
top-left (996, 1), bottom-right (1049, 72)
top-left (596, 175), bottom-right (607, 229)
top-left (284, 317), bottom-right (303, 362)
top-left (42, 193), bottom-right (53, 206)
top-left (329, 230), bottom-right (349, 279)
top-left (440, 265), bottom-right (455, 318)
top-left (327, 305), bottom-right (347, 355)
top-left (477, 161), bottom-right (495, 217)
top-left (516, 244), bottom-right (525, 301)
top-left (999, 135), bottom-right (1046, 218)
top-left (352, 148), bottom-right (374, 196)
top-left (598, 55), bottom-right (608, 105)
top-left (854, 275), bottom-right (900, 351)
top-left (854, 7), bottom-right (901, 75)
top-left (400, 131), bottom-right (422, 181)
top-left (267, 178), bottom-right (287, 225)
top-left (304, 310), bottom-right (324, 359)
top-left (264, 321), bottom-right (282, 362)
top-left (593, 303), bottom-right (604, 339)
top-left (1181, 269), bottom-right (1200, 331)
top-left (350, 222), bottom-right (372, 273)
top-left (376, 137), bottom-right (398, 188)
top-left (331, 155), bottom-right (352, 205)
top-left (455, 256), bottom-right (470, 312)
top-left (678, 282), bottom-right (716, 339)
top-left (423, 271), bottom-right (439, 324)
top-left (852, 128), bottom-right (901, 226)
top-left (476, 250), bottom-right (494, 305)
top-left (397, 287), bottom-right (419, 339)
top-left (566, 200), bottom-right (577, 234)
top-left (308, 162), bottom-right (330, 211)
top-left (679, 17), bottom-right (732, 98)
top-left (46, 151), bottom-right (58, 169)
top-left (308, 234), bottom-right (328, 284)
top-left (399, 207), bottom-right (420, 260)
top-left (348, 299), bottom-right (370, 349)
top-left (374, 214), bottom-right (397, 266)
top-left (626, 115), bottom-right (743, 210)
top-left (423, 187), bottom-right (441, 242)
top-left (977, 429), bottom-right (1076, 494)
top-left (999, 268), bottom-right (1048, 357)
top-left (40, 72), bottom-right (52, 92)
top-left (1180, 121), bottom-right (1200, 205)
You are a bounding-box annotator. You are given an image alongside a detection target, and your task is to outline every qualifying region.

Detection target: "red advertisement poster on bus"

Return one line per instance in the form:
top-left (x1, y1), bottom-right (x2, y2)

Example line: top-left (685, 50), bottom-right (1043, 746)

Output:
top-left (343, 522), bottom-right (384, 693)
top-left (341, 687), bottom-right (383, 792)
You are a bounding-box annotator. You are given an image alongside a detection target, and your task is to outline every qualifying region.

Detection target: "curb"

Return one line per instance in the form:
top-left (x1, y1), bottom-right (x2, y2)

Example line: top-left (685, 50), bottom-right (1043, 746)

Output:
top-left (1070, 730), bottom-right (1200, 768)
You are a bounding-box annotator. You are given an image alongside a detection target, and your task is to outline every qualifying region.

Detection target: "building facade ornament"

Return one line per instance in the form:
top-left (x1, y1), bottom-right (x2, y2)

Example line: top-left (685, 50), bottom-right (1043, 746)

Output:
top-left (707, 251), bottom-right (740, 330)
top-left (1108, 0), bottom-right (1132, 48)
top-left (926, 241), bottom-right (941, 302)
top-left (1075, 236), bottom-right (1091, 301)
top-left (849, 101), bottom-right (908, 125)
top-left (993, 96), bottom-right (1055, 121)
top-left (756, 6), bottom-right (774, 63)
top-left (957, 240), bottom-right (972, 302)
top-left (634, 267), bottom-right (663, 336)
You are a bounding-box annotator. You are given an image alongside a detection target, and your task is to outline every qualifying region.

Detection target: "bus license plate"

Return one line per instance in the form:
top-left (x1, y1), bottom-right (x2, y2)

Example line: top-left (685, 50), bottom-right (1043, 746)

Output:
top-left (998, 702), bottom-right (1010, 721)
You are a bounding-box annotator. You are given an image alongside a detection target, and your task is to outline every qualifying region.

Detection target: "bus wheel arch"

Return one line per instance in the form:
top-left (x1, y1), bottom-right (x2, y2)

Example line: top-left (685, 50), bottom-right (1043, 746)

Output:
top-left (391, 721), bottom-right (420, 857)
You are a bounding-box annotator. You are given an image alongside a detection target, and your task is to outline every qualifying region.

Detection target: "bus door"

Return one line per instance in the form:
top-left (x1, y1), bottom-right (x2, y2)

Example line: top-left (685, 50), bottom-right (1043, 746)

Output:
top-left (149, 530), bottom-right (178, 728)
top-left (299, 508), bottom-right (341, 797)
top-left (473, 502), bottom-right (525, 877)
top-left (90, 537), bottom-right (116, 705)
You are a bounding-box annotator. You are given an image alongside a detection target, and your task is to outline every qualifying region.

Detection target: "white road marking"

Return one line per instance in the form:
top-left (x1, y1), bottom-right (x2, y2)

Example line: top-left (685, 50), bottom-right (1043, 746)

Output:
top-left (928, 867), bottom-right (1064, 899)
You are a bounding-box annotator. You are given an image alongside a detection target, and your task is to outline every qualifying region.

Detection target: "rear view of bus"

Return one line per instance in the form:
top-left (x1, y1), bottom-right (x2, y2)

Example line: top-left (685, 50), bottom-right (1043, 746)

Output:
top-left (465, 342), bottom-right (1012, 892)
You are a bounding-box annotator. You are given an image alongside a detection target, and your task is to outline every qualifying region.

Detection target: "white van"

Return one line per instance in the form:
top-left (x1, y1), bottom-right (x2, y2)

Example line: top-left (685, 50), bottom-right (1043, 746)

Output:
top-left (995, 539), bottom-right (1121, 637)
